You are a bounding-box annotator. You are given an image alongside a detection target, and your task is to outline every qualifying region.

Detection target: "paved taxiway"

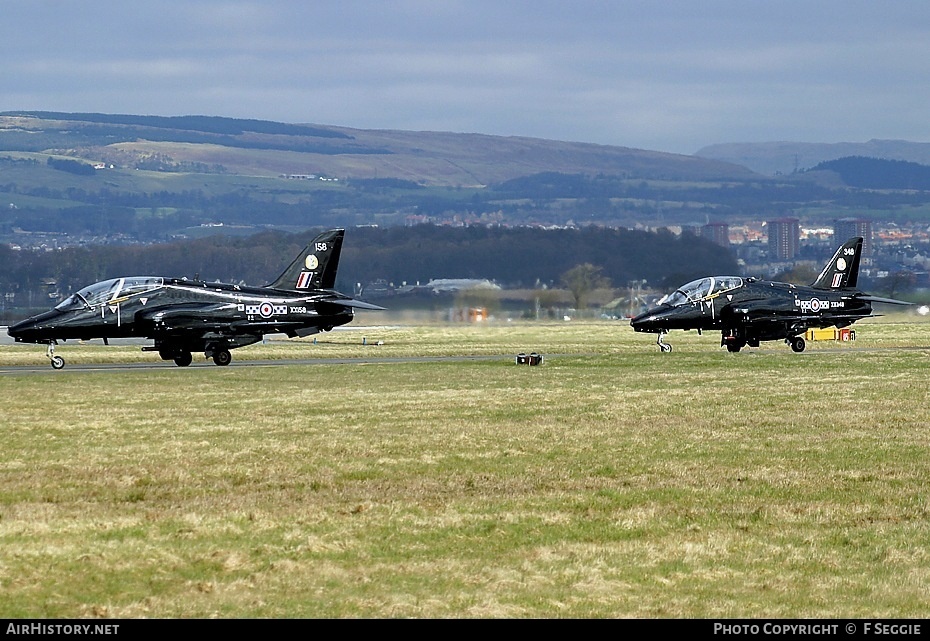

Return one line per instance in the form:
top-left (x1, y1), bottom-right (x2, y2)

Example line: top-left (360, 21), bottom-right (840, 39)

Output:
top-left (0, 325), bottom-right (533, 374)
top-left (0, 355), bottom-right (520, 375)
top-left (4, 326), bottom-right (926, 375)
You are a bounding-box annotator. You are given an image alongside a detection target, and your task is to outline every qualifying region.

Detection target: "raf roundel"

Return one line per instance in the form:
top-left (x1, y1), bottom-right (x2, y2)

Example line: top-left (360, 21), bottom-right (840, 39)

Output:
top-left (305, 255), bottom-right (319, 270)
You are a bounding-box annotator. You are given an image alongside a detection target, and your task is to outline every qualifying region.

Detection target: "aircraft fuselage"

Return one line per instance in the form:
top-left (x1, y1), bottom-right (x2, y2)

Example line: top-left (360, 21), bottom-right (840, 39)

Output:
top-left (6, 229), bottom-right (383, 368)
top-left (629, 237), bottom-right (908, 353)
top-left (10, 279), bottom-right (354, 344)
top-left (631, 279), bottom-right (872, 348)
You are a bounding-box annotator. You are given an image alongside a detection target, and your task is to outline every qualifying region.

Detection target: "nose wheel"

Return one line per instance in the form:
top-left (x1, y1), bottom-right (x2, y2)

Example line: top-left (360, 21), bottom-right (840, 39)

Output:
top-left (656, 331), bottom-right (672, 353)
top-left (46, 342), bottom-right (65, 369)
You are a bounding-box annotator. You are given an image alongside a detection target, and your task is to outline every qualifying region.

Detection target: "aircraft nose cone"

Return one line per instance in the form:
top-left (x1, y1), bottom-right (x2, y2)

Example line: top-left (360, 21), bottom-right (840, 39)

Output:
top-left (630, 310), bottom-right (657, 332)
top-left (630, 306), bottom-right (676, 333)
top-left (7, 318), bottom-right (35, 341)
top-left (7, 310), bottom-right (59, 342)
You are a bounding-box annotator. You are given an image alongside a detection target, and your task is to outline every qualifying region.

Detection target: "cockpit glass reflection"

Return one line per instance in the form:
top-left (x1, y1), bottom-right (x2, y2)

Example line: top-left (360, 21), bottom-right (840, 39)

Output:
top-left (59, 277), bottom-right (164, 309)
top-left (659, 276), bottom-right (742, 307)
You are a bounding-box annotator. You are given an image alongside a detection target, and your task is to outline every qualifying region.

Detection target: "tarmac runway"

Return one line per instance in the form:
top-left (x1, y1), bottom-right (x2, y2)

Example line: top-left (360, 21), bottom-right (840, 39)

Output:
top-left (4, 326), bottom-right (927, 376)
top-left (0, 326), bottom-right (522, 374)
top-left (0, 354), bottom-right (524, 375)
top-left (0, 325), bottom-right (389, 346)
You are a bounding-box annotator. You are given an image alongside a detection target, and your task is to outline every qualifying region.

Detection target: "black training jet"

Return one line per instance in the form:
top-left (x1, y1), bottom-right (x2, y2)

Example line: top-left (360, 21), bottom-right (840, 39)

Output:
top-left (630, 236), bottom-right (911, 353)
top-left (8, 228), bottom-right (384, 368)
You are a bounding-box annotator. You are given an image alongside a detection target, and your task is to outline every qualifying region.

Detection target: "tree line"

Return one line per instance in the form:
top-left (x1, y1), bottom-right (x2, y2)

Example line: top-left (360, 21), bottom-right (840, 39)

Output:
top-left (0, 225), bottom-right (738, 312)
top-left (807, 156), bottom-right (930, 190)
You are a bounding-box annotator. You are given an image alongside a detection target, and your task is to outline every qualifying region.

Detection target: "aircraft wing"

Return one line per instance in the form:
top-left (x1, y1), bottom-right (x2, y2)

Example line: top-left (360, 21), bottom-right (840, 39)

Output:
top-left (856, 295), bottom-right (913, 306)
top-left (742, 312), bottom-right (875, 325)
top-left (323, 298), bottom-right (387, 311)
top-left (137, 303), bottom-right (235, 324)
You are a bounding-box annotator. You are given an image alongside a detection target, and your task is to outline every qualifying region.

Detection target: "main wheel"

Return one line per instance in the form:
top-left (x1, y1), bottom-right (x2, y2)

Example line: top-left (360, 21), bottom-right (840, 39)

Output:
top-left (212, 349), bottom-right (232, 366)
top-left (790, 336), bottom-right (806, 353)
top-left (660, 343), bottom-right (672, 353)
top-left (726, 343), bottom-right (742, 353)
top-left (50, 355), bottom-right (65, 370)
top-left (174, 351), bottom-right (193, 367)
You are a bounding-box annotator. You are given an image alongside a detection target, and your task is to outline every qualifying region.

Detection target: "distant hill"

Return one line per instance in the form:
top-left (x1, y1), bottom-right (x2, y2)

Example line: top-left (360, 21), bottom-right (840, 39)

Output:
top-left (695, 139), bottom-right (930, 176)
top-left (5, 111), bottom-right (930, 242)
top-left (805, 156), bottom-right (930, 190)
top-left (1, 111), bottom-right (757, 187)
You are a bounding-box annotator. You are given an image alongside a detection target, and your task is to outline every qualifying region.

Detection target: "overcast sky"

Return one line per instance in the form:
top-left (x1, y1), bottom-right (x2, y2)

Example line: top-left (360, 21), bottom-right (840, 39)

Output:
top-left (3, 1), bottom-right (929, 154)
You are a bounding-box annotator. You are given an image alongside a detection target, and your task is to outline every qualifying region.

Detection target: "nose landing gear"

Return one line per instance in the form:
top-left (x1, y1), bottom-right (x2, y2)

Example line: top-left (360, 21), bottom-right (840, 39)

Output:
top-left (46, 341), bottom-right (65, 369)
top-left (656, 331), bottom-right (672, 353)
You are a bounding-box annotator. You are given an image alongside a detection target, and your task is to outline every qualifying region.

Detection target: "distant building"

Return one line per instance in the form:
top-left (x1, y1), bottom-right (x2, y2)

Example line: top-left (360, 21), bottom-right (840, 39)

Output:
top-left (701, 222), bottom-right (730, 248)
top-left (425, 279), bottom-right (501, 293)
top-left (767, 217), bottom-right (800, 260)
top-left (834, 218), bottom-right (873, 256)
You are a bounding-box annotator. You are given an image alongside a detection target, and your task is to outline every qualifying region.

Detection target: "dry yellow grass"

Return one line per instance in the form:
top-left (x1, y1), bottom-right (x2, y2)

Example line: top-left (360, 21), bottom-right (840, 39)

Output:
top-left (1, 314), bottom-right (930, 617)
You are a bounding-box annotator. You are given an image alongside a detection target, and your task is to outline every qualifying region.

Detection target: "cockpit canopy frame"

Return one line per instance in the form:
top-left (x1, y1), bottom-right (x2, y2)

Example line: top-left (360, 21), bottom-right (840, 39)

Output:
top-left (55, 277), bottom-right (164, 311)
top-left (659, 276), bottom-right (743, 307)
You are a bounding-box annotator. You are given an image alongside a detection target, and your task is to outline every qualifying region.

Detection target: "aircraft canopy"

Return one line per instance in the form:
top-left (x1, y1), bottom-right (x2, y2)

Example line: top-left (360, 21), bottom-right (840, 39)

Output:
top-left (55, 277), bottom-right (164, 310)
top-left (660, 276), bottom-right (743, 307)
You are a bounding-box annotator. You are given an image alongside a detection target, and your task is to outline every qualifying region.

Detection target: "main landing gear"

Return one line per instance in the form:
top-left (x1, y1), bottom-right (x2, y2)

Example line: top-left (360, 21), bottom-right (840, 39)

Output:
top-left (41, 341), bottom-right (236, 370)
top-left (154, 347), bottom-right (232, 366)
top-left (155, 347), bottom-right (193, 367)
top-left (652, 331), bottom-right (807, 354)
top-left (210, 348), bottom-right (232, 366)
top-left (148, 340), bottom-right (239, 367)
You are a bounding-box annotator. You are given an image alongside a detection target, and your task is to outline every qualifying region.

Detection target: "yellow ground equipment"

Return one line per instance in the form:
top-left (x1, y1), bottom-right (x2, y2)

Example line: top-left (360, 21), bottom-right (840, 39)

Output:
top-left (805, 328), bottom-right (856, 342)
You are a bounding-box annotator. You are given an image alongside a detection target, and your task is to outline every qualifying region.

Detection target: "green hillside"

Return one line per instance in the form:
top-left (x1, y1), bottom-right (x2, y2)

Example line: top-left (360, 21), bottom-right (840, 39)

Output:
top-left (1, 111), bottom-right (755, 187)
top-left (4, 112), bottom-right (930, 244)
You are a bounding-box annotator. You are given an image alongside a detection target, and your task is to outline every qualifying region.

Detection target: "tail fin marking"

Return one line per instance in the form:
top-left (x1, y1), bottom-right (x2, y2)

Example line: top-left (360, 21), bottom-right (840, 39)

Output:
top-left (812, 236), bottom-right (862, 290)
top-left (267, 228), bottom-right (345, 291)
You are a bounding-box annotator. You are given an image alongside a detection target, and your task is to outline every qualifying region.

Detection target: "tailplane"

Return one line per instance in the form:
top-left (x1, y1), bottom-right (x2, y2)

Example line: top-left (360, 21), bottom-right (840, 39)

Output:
top-left (267, 228), bottom-right (345, 291)
top-left (812, 236), bottom-right (862, 290)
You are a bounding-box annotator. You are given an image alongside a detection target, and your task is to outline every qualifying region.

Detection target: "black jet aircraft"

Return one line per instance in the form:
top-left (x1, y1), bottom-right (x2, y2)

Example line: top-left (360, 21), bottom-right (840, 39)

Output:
top-left (8, 228), bottom-right (384, 368)
top-left (630, 236), bottom-right (911, 353)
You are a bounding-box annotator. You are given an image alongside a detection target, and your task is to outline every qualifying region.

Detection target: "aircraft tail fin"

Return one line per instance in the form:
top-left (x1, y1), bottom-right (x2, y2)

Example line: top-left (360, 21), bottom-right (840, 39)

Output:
top-left (812, 236), bottom-right (862, 290)
top-left (267, 228), bottom-right (345, 291)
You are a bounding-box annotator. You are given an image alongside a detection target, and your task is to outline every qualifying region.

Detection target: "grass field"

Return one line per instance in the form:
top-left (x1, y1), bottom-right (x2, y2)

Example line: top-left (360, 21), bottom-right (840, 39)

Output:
top-left (2, 315), bottom-right (930, 618)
